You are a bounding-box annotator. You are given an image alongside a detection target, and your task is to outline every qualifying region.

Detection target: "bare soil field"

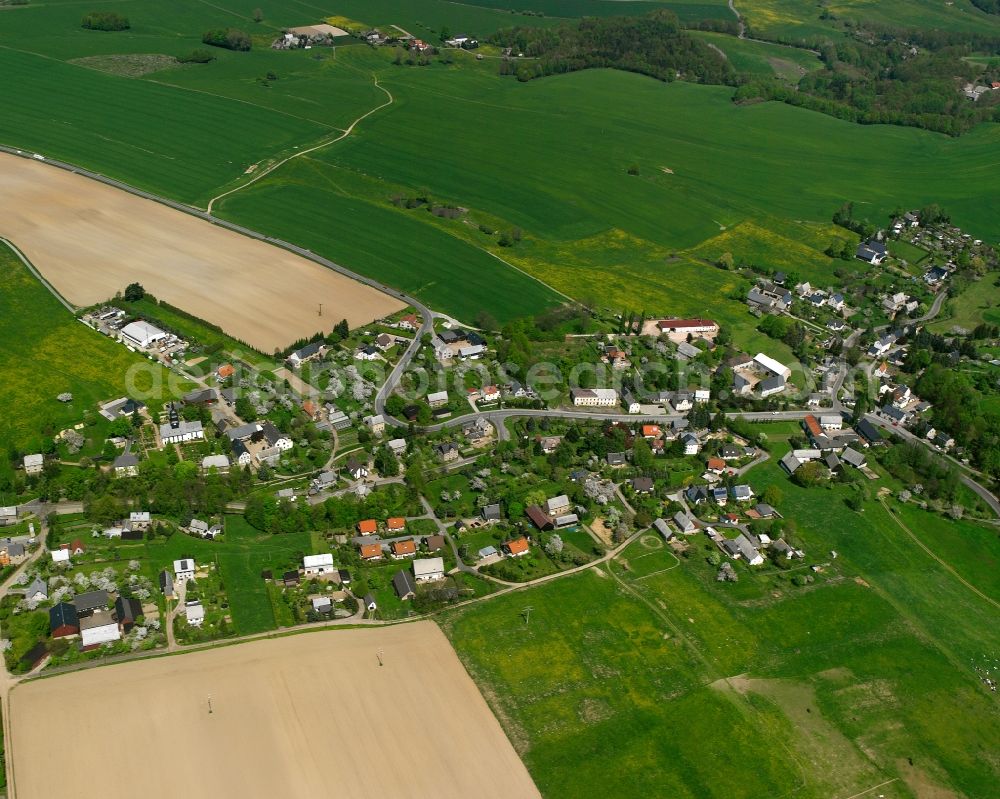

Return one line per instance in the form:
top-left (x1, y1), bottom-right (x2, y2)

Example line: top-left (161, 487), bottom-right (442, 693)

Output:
top-left (9, 623), bottom-right (539, 799)
top-left (0, 153), bottom-right (403, 351)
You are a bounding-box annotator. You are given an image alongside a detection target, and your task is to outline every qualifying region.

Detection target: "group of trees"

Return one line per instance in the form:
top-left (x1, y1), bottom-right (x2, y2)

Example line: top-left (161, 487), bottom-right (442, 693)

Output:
top-left (492, 11), bottom-right (734, 85)
top-left (915, 363), bottom-right (1000, 476)
top-left (81, 11), bottom-right (129, 30)
top-left (736, 25), bottom-right (1000, 135)
top-left (202, 28), bottom-right (252, 51)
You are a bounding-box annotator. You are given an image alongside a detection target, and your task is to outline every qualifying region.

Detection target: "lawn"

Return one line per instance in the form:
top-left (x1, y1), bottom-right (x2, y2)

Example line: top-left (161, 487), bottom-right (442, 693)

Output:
top-left (0, 243), bottom-right (186, 452)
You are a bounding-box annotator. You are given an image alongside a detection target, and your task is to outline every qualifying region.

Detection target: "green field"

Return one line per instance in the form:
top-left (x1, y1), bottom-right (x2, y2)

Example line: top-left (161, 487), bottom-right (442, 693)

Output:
top-left (442, 439), bottom-right (1000, 799)
top-left (0, 243), bottom-right (186, 452)
top-left (3, 6), bottom-right (1000, 327)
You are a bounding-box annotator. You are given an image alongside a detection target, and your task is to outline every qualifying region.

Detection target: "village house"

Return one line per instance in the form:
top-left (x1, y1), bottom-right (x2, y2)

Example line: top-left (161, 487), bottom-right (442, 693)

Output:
top-left (345, 457), bottom-right (369, 481)
top-left (856, 240), bottom-right (887, 265)
top-left (185, 600), bottom-right (205, 627)
top-left (357, 519), bottom-right (378, 535)
top-left (23, 454), bottom-right (44, 475)
top-left (364, 415), bottom-right (386, 436)
top-left (115, 596), bottom-right (142, 634)
top-left (427, 390), bottom-right (449, 408)
top-left (288, 341), bottom-right (326, 368)
top-left (113, 453), bottom-right (139, 478)
top-left (436, 442), bottom-right (460, 463)
top-left (391, 539), bottom-right (417, 559)
top-left (393, 570), bottom-right (417, 600)
top-left (359, 541), bottom-right (383, 561)
top-left (503, 538), bottom-right (530, 558)
top-left (173, 558), bottom-right (196, 583)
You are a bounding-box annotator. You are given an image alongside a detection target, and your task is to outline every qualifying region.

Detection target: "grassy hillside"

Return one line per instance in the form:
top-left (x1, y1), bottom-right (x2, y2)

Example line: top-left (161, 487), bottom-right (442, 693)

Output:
top-left (740, 0), bottom-right (1000, 42)
top-left (442, 432), bottom-right (1000, 799)
top-left (0, 243), bottom-right (181, 452)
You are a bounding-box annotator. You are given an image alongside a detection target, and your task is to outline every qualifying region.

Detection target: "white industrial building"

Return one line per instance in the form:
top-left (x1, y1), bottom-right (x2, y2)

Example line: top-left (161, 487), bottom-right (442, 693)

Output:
top-left (413, 557), bottom-right (445, 582)
top-left (120, 320), bottom-right (168, 349)
top-left (302, 553), bottom-right (335, 575)
top-left (80, 611), bottom-right (121, 648)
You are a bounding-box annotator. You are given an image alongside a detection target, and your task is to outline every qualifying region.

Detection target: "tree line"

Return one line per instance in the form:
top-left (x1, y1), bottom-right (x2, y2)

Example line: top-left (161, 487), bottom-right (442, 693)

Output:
top-left (491, 11), bottom-right (735, 85)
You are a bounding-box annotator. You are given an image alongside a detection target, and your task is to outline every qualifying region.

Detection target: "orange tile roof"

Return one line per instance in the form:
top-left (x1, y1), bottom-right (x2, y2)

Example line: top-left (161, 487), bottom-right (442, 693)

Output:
top-left (357, 519), bottom-right (377, 534)
top-left (707, 457), bottom-right (725, 471)
top-left (804, 415), bottom-right (821, 437)
top-left (386, 517), bottom-right (406, 531)
top-left (359, 542), bottom-right (382, 559)
top-left (217, 364), bottom-right (235, 378)
top-left (391, 539), bottom-right (416, 556)
top-left (642, 425), bottom-right (661, 438)
top-left (505, 537), bottom-right (529, 556)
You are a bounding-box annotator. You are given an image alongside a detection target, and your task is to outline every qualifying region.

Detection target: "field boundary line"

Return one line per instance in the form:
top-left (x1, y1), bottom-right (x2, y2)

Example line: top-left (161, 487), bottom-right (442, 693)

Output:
top-left (837, 777), bottom-right (898, 799)
top-left (206, 73), bottom-right (395, 214)
top-left (0, 237), bottom-right (76, 314)
top-left (481, 250), bottom-right (575, 304)
top-left (877, 498), bottom-right (999, 610)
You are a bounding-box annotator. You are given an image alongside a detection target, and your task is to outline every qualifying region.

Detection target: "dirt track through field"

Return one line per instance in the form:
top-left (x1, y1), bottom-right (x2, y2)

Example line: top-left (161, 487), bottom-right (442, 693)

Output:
top-left (0, 153), bottom-right (403, 351)
top-left (9, 623), bottom-right (539, 799)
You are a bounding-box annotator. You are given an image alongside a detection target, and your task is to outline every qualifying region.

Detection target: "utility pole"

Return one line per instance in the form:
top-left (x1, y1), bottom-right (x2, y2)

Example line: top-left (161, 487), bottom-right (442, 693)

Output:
top-left (207, 694), bottom-right (213, 714)
top-left (376, 648), bottom-right (384, 667)
top-left (522, 606), bottom-right (533, 625)
top-left (318, 302), bottom-right (323, 317)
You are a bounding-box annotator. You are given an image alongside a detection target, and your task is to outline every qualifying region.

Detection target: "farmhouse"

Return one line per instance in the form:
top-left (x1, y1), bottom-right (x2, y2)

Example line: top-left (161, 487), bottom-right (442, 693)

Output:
top-left (673, 511), bottom-right (696, 534)
top-left (570, 388), bottom-right (618, 407)
top-left (119, 320), bottom-right (167, 349)
top-left (115, 596), bottom-right (142, 634)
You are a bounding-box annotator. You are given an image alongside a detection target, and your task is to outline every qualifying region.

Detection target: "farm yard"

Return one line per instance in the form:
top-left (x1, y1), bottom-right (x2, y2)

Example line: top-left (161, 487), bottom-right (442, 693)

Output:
top-left (9, 623), bottom-right (540, 799)
top-left (0, 153), bottom-right (404, 352)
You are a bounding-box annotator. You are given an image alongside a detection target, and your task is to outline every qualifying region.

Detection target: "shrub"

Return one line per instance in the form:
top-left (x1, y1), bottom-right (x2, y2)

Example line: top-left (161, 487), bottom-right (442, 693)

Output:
top-left (178, 49), bottom-right (216, 64)
top-left (81, 11), bottom-right (129, 31)
top-left (202, 28), bottom-right (252, 51)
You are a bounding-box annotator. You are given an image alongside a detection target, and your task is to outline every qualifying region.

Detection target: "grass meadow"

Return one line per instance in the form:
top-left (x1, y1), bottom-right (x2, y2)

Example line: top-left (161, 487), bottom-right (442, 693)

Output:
top-left (443, 431), bottom-right (1000, 799)
top-left (0, 244), bottom-right (187, 452)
